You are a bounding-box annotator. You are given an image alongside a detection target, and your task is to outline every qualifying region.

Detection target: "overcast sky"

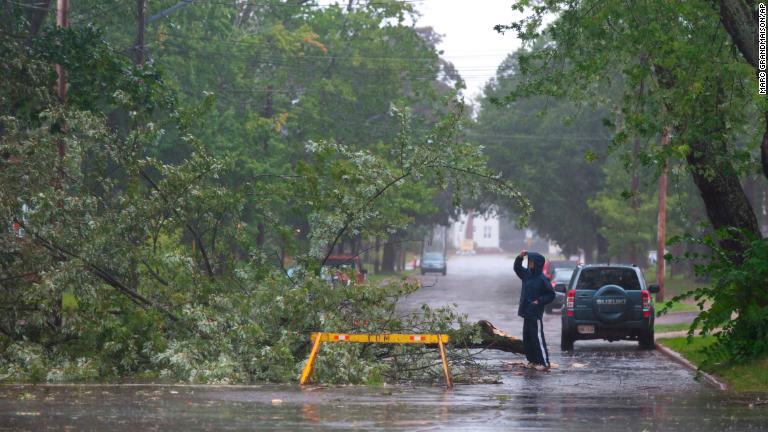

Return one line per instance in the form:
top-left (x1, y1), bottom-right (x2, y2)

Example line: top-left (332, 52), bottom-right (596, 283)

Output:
top-left (414, 0), bottom-right (522, 103)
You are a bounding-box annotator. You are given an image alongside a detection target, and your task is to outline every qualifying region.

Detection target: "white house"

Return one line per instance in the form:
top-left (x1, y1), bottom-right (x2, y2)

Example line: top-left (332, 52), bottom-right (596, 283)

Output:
top-left (448, 209), bottom-right (501, 252)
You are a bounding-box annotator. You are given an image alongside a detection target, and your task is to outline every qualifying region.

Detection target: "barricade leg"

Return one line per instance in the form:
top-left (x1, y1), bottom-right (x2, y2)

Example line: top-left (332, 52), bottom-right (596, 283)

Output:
top-left (438, 338), bottom-right (453, 389)
top-left (300, 333), bottom-right (323, 385)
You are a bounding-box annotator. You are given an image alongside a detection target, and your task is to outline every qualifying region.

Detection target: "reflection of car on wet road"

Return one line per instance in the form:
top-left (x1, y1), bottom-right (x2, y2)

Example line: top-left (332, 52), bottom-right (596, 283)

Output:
top-left (561, 264), bottom-right (660, 350)
top-left (546, 268), bottom-right (574, 313)
top-left (420, 252), bottom-right (447, 275)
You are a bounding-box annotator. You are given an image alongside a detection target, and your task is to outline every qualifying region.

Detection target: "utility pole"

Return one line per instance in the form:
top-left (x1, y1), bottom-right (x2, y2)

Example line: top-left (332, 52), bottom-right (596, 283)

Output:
top-left (656, 127), bottom-right (670, 302)
top-left (135, 0), bottom-right (146, 65)
top-left (630, 79), bottom-right (644, 266)
top-left (56, 0), bottom-right (68, 102)
top-left (53, 0), bottom-right (68, 330)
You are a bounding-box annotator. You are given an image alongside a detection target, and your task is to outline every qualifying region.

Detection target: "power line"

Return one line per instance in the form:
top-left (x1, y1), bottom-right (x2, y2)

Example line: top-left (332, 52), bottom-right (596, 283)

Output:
top-left (70, 2), bottom-right (134, 25)
top-left (147, 36), bottom-right (502, 77)
top-left (465, 132), bottom-right (612, 142)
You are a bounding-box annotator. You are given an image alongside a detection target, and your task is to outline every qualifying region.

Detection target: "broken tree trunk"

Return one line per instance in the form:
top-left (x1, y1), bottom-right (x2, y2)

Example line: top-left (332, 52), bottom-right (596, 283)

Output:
top-left (450, 320), bottom-right (525, 355)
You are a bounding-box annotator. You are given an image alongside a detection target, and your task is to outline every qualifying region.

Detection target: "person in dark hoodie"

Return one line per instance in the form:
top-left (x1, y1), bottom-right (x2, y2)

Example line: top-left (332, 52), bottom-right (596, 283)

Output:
top-left (514, 250), bottom-right (555, 371)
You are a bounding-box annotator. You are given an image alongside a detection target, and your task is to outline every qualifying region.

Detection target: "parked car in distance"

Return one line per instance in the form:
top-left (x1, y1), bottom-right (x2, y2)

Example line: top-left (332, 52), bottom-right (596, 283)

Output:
top-left (420, 252), bottom-right (447, 275)
top-left (561, 264), bottom-right (659, 350)
top-left (543, 259), bottom-right (579, 280)
top-left (546, 268), bottom-right (575, 313)
top-left (324, 255), bottom-right (367, 285)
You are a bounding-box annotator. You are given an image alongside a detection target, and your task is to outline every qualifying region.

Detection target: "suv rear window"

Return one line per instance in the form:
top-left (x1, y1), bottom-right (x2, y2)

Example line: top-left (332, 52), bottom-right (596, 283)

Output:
top-left (553, 269), bottom-right (574, 283)
top-left (550, 261), bottom-right (578, 271)
top-left (576, 267), bottom-right (641, 290)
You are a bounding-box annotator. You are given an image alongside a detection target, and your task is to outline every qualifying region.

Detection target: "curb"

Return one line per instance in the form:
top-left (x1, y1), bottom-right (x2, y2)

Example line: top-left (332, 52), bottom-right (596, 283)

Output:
top-left (655, 342), bottom-right (729, 391)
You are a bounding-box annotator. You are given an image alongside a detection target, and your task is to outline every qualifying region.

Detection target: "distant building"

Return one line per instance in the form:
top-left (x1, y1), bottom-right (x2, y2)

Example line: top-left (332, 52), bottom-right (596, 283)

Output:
top-left (448, 209), bottom-right (501, 253)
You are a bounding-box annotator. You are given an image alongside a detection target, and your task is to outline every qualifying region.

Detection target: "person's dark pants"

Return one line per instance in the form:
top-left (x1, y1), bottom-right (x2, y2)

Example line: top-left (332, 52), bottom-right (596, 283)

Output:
top-left (523, 318), bottom-right (550, 366)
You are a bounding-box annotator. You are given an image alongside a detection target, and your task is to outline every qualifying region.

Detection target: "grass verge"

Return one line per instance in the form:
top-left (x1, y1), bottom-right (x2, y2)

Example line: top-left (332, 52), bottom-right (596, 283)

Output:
top-left (654, 322), bottom-right (694, 333)
top-left (657, 336), bottom-right (768, 393)
top-left (658, 301), bottom-right (699, 313)
top-left (366, 269), bottom-right (416, 285)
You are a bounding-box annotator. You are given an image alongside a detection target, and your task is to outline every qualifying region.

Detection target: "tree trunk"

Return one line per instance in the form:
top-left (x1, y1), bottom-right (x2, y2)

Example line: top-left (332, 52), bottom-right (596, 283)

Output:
top-left (133, 0), bottom-right (146, 65)
top-left (760, 184), bottom-right (768, 232)
top-left (450, 320), bottom-right (525, 355)
top-left (718, 0), bottom-right (759, 68)
top-left (256, 222), bottom-right (266, 248)
top-left (653, 62), bottom-right (763, 255)
top-left (595, 233), bottom-right (609, 263)
top-left (381, 240), bottom-right (396, 273)
top-left (374, 237), bottom-right (381, 273)
top-left (762, 113), bottom-right (768, 180)
top-left (686, 138), bottom-right (761, 259)
top-left (23, 0), bottom-right (53, 43)
top-left (717, 1), bottom-right (768, 180)
top-left (261, 86), bottom-right (274, 152)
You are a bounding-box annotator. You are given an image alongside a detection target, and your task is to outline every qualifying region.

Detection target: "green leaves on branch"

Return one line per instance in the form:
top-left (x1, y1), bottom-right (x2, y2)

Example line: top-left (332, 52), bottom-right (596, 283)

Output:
top-left (299, 103), bottom-right (530, 261)
top-left (663, 231), bottom-right (768, 366)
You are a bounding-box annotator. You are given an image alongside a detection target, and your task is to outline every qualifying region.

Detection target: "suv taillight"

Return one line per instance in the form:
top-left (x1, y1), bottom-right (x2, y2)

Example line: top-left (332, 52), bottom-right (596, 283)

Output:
top-left (566, 289), bottom-right (575, 316)
top-left (642, 290), bottom-right (651, 317)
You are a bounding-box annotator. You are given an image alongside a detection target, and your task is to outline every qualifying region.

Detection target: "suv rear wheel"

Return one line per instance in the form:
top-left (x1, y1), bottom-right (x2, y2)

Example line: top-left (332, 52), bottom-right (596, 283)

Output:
top-left (638, 327), bottom-right (655, 350)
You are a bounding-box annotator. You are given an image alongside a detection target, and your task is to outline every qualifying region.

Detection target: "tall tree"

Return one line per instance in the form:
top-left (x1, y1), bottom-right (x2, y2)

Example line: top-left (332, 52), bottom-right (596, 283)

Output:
top-left (473, 51), bottom-right (612, 259)
top-left (499, 0), bottom-right (762, 257)
top-left (715, 0), bottom-right (768, 180)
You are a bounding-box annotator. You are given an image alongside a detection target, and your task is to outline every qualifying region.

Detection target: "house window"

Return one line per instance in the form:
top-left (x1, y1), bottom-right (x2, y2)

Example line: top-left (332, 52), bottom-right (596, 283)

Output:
top-left (483, 226), bottom-right (492, 239)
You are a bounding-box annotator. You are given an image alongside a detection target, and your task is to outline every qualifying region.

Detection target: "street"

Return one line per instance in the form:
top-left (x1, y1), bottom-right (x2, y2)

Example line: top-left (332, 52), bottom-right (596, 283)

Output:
top-left (1, 255), bottom-right (766, 431)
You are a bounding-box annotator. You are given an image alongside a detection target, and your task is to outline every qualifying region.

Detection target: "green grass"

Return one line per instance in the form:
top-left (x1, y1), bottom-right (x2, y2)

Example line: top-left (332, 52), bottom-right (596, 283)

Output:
top-left (658, 336), bottom-right (768, 393)
top-left (365, 269), bottom-right (415, 285)
top-left (654, 322), bottom-right (694, 333)
top-left (658, 300), bottom-right (700, 314)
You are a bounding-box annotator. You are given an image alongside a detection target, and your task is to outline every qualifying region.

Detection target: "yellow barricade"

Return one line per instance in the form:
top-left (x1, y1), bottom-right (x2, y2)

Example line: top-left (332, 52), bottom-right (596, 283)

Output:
top-left (299, 332), bottom-right (453, 388)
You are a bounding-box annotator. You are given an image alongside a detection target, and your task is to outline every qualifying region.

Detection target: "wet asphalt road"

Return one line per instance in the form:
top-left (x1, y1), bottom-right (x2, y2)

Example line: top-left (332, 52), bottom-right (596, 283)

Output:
top-left (1, 255), bottom-right (767, 431)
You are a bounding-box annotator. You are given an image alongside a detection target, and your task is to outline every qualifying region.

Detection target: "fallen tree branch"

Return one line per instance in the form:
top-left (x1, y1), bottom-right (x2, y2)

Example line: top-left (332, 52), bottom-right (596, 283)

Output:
top-left (451, 320), bottom-right (525, 355)
top-left (139, 169), bottom-right (215, 279)
top-left (16, 218), bottom-right (179, 322)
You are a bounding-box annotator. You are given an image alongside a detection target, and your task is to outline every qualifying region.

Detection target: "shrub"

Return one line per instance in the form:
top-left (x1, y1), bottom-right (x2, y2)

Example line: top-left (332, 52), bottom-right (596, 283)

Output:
top-left (665, 229), bottom-right (768, 366)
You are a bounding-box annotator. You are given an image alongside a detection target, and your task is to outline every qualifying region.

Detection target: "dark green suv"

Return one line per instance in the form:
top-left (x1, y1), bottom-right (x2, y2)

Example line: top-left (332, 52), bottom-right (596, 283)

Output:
top-left (559, 265), bottom-right (660, 350)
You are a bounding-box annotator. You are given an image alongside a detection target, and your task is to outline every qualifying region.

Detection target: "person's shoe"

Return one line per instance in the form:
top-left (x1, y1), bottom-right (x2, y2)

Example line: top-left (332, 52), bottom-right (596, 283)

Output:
top-left (524, 362), bottom-right (536, 369)
top-left (534, 364), bottom-right (550, 372)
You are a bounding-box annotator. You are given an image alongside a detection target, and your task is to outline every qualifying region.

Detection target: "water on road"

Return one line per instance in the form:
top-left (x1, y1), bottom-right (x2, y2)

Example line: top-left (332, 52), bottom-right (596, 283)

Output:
top-left (2, 255), bottom-right (766, 431)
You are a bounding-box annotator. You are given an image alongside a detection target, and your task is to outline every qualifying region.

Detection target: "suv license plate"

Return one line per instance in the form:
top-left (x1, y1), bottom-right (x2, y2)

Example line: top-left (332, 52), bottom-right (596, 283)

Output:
top-left (577, 325), bottom-right (595, 334)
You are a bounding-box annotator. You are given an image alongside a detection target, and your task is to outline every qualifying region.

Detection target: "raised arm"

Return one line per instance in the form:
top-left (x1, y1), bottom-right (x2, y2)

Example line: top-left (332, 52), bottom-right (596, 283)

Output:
top-left (514, 252), bottom-right (530, 280)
